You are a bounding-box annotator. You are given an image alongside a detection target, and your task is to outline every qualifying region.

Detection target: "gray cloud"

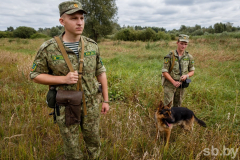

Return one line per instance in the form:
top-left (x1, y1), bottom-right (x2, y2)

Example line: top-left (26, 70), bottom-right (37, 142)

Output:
top-left (153, 8), bottom-right (178, 15)
top-left (0, 0), bottom-right (239, 31)
top-left (164, 0), bottom-right (194, 6)
top-left (128, 1), bottom-right (153, 8)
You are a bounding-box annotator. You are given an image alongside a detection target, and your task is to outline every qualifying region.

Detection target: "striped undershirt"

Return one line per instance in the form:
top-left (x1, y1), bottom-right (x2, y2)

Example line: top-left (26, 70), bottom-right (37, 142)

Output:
top-left (63, 41), bottom-right (79, 57)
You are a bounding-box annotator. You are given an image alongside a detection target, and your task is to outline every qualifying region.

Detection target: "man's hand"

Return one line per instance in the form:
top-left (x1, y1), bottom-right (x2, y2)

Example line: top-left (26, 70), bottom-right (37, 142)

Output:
top-left (65, 71), bottom-right (79, 84)
top-left (101, 102), bottom-right (110, 114)
top-left (172, 81), bottom-right (182, 88)
top-left (180, 75), bottom-right (188, 82)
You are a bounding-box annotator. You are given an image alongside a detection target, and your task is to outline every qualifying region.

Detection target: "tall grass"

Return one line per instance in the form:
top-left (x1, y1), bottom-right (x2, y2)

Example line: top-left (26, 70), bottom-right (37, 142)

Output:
top-left (0, 37), bottom-right (239, 159)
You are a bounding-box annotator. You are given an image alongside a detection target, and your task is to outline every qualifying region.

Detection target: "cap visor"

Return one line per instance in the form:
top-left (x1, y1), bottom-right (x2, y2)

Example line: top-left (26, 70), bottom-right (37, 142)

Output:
top-left (65, 8), bottom-right (87, 15)
top-left (179, 39), bottom-right (189, 42)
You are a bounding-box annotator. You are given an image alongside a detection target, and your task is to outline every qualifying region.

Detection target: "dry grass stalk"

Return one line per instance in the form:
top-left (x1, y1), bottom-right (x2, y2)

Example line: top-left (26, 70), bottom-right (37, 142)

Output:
top-left (9, 113), bottom-right (15, 127)
top-left (4, 134), bottom-right (25, 140)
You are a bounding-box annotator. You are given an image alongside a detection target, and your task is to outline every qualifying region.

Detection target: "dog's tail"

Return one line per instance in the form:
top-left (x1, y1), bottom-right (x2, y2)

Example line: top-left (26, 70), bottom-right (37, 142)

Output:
top-left (194, 115), bottom-right (206, 127)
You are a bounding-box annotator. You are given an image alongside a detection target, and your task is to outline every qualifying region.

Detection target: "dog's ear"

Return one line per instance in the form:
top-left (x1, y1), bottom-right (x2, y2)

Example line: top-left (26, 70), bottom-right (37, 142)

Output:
top-left (167, 101), bottom-right (172, 108)
top-left (159, 101), bottom-right (164, 109)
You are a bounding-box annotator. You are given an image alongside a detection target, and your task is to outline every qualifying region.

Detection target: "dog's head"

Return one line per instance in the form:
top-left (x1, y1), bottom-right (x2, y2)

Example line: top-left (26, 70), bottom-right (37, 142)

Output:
top-left (156, 101), bottom-right (175, 127)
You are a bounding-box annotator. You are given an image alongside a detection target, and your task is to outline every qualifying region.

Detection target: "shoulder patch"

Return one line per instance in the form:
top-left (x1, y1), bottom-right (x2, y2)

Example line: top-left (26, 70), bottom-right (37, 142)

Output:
top-left (31, 62), bottom-right (37, 71)
top-left (100, 57), bottom-right (103, 65)
top-left (164, 59), bottom-right (169, 64)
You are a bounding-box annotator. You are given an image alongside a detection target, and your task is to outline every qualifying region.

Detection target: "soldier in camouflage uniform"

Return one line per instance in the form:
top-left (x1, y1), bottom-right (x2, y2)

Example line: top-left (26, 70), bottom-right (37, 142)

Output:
top-left (162, 34), bottom-right (195, 107)
top-left (29, 1), bottom-right (110, 159)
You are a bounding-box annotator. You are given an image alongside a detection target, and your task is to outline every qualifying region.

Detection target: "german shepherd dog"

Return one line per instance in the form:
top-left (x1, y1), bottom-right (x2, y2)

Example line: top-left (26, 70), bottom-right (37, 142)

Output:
top-left (155, 101), bottom-right (206, 146)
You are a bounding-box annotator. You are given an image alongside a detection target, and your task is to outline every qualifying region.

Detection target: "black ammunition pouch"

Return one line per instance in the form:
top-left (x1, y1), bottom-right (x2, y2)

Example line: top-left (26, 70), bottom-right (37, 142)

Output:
top-left (56, 90), bottom-right (82, 127)
top-left (98, 83), bottom-right (102, 93)
top-left (46, 87), bottom-right (57, 108)
top-left (180, 79), bottom-right (191, 88)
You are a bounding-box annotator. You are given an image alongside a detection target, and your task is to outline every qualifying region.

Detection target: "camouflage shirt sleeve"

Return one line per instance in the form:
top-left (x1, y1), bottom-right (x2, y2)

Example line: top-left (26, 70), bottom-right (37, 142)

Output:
top-left (96, 46), bottom-right (106, 76)
top-left (188, 54), bottom-right (195, 71)
top-left (162, 54), bottom-right (171, 73)
top-left (29, 44), bottom-right (51, 79)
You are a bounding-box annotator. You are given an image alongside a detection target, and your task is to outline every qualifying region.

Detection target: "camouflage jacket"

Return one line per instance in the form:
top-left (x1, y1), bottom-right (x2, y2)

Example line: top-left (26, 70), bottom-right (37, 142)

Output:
top-left (162, 50), bottom-right (195, 81)
top-left (30, 32), bottom-right (106, 101)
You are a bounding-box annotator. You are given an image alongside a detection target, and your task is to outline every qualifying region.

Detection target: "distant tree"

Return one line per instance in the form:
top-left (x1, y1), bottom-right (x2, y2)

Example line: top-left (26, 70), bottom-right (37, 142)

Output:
top-left (207, 25), bottom-right (215, 34)
top-left (43, 28), bottom-right (51, 36)
top-left (13, 26), bottom-right (36, 38)
top-left (112, 22), bottom-right (121, 34)
top-left (56, 25), bottom-right (64, 31)
top-left (179, 25), bottom-right (187, 32)
top-left (7, 26), bottom-right (14, 32)
top-left (225, 22), bottom-right (233, 32)
top-left (38, 28), bottom-right (44, 33)
top-left (49, 27), bottom-right (61, 37)
top-left (135, 26), bottom-right (142, 30)
top-left (232, 27), bottom-right (237, 32)
top-left (79, 0), bottom-right (118, 42)
top-left (194, 24), bottom-right (201, 30)
top-left (214, 23), bottom-right (224, 33)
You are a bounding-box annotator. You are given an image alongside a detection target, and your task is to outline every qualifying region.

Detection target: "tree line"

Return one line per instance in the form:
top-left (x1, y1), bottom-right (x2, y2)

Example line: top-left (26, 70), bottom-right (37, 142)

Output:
top-left (1, 22), bottom-right (239, 41)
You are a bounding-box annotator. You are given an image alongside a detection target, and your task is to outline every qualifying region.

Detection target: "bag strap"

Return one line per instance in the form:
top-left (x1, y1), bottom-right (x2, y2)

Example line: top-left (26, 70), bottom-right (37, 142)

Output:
top-left (178, 56), bottom-right (182, 76)
top-left (77, 36), bottom-right (87, 116)
top-left (169, 50), bottom-right (175, 73)
top-left (54, 36), bottom-right (87, 116)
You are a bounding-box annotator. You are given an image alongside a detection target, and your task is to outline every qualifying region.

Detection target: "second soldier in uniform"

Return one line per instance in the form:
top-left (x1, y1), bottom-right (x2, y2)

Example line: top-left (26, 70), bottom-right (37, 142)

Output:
top-left (162, 34), bottom-right (195, 107)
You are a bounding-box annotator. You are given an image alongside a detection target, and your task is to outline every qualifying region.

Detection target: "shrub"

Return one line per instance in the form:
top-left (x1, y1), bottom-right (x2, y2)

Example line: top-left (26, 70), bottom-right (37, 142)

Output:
top-left (170, 34), bottom-right (176, 40)
top-left (0, 31), bottom-right (13, 38)
top-left (49, 27), bottom-right (61, 37)
top-left (192, 29), bottom-right (204, 36)
top-left (30, 33), bottom-right (49, 39)
top-left (231, 32), bottom-right (240, 38)
top-left (114, 28), bottom-right (172, 42)
top-left (114, 28), bottom-right (138, 41)
top-left (13, 26), bottom-right (36, 38)
top-left (139, 28), bottom-right (156, 41)
top-left (156, 31), bottom-right (171, 41)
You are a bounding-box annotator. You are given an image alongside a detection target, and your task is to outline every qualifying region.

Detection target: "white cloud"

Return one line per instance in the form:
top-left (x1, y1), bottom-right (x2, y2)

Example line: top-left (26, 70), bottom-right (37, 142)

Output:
top-left (0, 0), bottom-right (239, 31)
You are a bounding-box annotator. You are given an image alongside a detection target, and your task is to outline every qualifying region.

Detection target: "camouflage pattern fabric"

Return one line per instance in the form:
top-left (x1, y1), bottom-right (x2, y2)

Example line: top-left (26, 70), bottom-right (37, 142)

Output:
top-left (58, 1), bottom-right (87, 16)
top-left (162, 50), bottom-right (195, 81)
top-left (30, 32), bottom-right (106, 102)
top-left (56, 94), bottom-right (101, 159)
top-left (178, 34), bottom-right (189, 43)
top-left (30, 32), bottom-right (105, 159)
top-left (162, 50), bottom-right (195, 107)
top-left (163, 80), bottom-right (185, 107)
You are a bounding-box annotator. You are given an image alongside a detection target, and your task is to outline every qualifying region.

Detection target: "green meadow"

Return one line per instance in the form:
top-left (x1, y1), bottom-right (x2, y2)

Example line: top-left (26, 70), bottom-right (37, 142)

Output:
top-left (0, 36), bottom-right (239, 159)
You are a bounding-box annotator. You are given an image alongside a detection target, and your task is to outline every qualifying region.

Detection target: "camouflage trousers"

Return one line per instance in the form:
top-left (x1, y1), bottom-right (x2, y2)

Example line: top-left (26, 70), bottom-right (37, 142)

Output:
top-left (163, 80), bottom-right (185, 107)
top-left (56, 94), bottom-right (101, 160)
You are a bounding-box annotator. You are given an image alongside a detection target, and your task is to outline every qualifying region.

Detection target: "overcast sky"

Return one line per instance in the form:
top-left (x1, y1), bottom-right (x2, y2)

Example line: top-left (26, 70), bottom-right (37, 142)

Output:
top-left (0, 0), bottom-right (240, 31)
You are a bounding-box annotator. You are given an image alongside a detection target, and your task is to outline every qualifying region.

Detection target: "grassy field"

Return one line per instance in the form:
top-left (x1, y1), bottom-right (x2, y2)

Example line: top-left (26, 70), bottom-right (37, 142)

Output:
top-left (0, 37), bottom-right (239, 160)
